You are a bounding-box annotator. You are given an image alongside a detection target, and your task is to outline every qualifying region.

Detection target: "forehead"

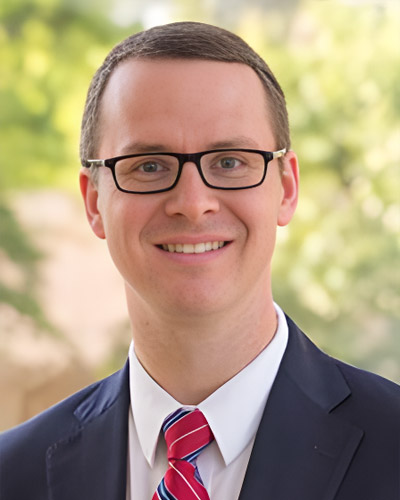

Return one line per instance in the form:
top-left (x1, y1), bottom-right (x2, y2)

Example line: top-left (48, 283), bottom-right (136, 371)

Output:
top-left (98, 58), bottom-right (275, 154)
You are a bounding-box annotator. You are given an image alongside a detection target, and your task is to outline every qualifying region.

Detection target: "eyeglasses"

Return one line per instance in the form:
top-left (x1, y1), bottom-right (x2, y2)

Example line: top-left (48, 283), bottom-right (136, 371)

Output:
top-left (83, 148), bottom-right (286, 194)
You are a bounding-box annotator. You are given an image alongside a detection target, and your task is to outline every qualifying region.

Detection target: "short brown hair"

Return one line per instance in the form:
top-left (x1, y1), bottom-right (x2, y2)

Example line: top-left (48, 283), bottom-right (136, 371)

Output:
top-left (80, 21), bottom-right (290, 165)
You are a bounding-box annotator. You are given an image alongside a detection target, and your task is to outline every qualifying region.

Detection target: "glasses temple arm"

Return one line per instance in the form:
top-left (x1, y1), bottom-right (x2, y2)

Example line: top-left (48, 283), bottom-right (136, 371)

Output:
top-left (272, 148), bottom-right (287, 159)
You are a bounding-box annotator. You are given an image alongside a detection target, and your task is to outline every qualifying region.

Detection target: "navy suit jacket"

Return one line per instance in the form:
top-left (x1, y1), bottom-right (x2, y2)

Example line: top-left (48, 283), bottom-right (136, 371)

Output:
top-left (1, 316), bottom-right (399, 499)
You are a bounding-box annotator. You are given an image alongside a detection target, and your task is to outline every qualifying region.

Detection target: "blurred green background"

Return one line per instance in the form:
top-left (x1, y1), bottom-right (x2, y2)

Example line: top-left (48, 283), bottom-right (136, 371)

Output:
top-left (0, 0), bottom-right (399, 428)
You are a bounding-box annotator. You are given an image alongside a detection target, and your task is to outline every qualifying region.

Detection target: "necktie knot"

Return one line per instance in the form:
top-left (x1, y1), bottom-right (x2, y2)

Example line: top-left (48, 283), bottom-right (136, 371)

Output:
top-left (163, 408), bottom-right (214, 463)
top-left (152, 408), bottom-right (214, 500)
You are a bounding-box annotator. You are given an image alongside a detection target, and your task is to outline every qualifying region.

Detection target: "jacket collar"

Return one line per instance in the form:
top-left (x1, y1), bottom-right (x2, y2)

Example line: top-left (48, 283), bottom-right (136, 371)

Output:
top-left (239, 316), bottom-right (363, 500)
top-left (46, 362), bottom-right (130, 500)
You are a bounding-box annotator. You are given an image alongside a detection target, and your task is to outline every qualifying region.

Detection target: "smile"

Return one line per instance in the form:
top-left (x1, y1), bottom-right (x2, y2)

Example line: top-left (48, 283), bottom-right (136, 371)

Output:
top-left (161, 241), bottom-right (226, 254)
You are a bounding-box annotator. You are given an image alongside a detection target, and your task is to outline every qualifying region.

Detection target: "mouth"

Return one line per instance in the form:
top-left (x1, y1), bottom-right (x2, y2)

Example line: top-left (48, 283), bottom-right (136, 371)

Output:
top-left (158, 241), bottom-right (228, 254)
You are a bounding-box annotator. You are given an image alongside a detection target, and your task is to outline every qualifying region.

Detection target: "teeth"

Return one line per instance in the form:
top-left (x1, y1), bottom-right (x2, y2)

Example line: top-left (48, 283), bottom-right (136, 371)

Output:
top-left (194, 243), bottom-right (205, 254)
top-left (162, 241), bottom-right (226, 254)
top-left (183, 244), bottom-right (194, 254)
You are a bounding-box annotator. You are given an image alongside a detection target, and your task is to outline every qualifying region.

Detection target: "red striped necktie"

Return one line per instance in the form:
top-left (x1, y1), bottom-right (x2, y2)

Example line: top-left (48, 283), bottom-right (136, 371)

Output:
top-left (152, 408), bottom-right (214, 500)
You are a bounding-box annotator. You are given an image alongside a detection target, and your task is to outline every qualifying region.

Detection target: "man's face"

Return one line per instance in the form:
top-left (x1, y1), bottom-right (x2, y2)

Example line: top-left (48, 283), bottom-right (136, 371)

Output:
top-left (80, 59), bottom-right (298, 319)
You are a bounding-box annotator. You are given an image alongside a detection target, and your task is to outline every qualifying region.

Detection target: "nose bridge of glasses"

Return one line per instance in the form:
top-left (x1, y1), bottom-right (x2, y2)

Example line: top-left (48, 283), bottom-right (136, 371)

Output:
top-left (175, 152), bottom-right (207, 183)
top-left (177, 152), bottom-right (202, 169)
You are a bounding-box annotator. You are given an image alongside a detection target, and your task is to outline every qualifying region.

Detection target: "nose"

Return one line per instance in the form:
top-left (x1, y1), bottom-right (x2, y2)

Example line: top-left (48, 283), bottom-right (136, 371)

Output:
top-left (164, 161), bottom-right (220, 222)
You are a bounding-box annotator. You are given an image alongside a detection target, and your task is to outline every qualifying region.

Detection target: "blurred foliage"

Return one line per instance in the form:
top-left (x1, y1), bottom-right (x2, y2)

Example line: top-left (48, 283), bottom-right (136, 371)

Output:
top-left (263, 2), bottom-right (400, 381)
top-left (0, 0), bottom-right (138, 189)
top-left (0, 200), bottom-right (48, 328)
top-left (0, 0), bottom-right (138, 332)
top-left (0, 0), bottom-right (399, 380)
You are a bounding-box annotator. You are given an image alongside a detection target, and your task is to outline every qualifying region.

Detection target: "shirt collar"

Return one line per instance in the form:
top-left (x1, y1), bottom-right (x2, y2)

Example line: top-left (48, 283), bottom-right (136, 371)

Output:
top-left (129, 303), bottom-right (288, 467)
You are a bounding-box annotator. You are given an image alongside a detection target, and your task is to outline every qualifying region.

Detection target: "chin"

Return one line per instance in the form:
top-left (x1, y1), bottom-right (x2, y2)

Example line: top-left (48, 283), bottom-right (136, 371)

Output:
top-left (159, 291), bottom-right (232, 319)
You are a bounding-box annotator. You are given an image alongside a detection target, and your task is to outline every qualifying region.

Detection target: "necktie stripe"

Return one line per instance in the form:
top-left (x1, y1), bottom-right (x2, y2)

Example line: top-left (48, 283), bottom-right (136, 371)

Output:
top-left (164, 464), bottom-right (208, 499)
top-left (163, 408), bottom-right (192, 432)
top-left (157, 479), bottom-right (178, 500)
top-left (165, 413), bottom-right (212, 456)
top-left (167, 427), bottom-right (213, 463)
top-left (168, 424), bottom-right (209, 452)
top-left (165, 410), bottom-right (204, 435)
top-left (168, 461), bottom-right (203, 500)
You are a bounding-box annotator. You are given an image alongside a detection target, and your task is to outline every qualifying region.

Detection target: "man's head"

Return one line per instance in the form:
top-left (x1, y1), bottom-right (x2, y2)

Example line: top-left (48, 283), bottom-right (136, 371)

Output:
top-left (80, 21), bottom-right (290, 166)
top-left (79, 22), bottom-right (299, 321)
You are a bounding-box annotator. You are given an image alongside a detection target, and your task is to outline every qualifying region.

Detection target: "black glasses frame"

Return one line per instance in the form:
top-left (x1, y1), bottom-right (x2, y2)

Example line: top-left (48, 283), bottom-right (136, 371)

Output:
top-left (82, 148), bottom-right (286, 194)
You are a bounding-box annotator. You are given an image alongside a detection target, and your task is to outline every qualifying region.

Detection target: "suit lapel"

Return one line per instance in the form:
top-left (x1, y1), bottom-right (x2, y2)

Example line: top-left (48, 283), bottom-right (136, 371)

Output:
top-left (46, 363), bottom-right (130, 500)
top-left (239, 318), bottom-right (364, 500)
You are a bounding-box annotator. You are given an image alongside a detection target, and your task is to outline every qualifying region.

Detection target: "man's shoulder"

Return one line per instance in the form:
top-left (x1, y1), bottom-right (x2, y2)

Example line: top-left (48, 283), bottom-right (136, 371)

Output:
top-left (1, 379), bottom-right (99, 456)
top-left (332, 356), bottom-right (400, 414)
top-left (285, 315), bottom-right (400, 418)
top-left (0, 365), bottom-right (129, 499)
top-left (0, 364), bottom-right (128, 462)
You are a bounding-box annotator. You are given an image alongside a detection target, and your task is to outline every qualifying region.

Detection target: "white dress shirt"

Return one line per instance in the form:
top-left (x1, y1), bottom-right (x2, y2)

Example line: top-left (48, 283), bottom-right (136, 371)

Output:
top-left (126, 304), bottom-right (288, 500)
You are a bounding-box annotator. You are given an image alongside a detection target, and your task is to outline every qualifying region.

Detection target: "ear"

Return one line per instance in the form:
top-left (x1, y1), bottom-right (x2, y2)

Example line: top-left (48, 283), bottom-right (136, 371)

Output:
top-left (277, 150), bottom-right (299, 227)
top-left (79, 169), bottom-right (106, 239)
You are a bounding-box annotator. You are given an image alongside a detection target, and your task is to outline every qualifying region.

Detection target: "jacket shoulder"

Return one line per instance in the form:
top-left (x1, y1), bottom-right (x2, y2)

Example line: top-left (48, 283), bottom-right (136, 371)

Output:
top-left (285, 314), bottom-right (400, 421)
top-left (333, 357), bottom-right (400, 416)
top-left (0, 366), bottom-right (128, 500)
top-left (1, 380), bottom-right (99, 453)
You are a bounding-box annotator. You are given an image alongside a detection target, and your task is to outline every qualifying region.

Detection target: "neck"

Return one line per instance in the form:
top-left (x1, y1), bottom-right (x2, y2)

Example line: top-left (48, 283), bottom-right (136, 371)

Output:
top-left (126, 286), bottom-right (277, 405)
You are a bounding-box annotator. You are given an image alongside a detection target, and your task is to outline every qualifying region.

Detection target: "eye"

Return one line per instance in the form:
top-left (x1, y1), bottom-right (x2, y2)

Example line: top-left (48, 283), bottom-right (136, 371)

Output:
top-left (139, 161), bottom-right (163, 173)
top-left (219, 157), bottom-right (241, 169)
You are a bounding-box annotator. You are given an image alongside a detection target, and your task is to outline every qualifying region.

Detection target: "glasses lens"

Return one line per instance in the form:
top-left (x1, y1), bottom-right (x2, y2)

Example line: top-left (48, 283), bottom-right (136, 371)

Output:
top-left (114, 155), bottom-right (179, 192)
top-left (200, 151), bottom-right (265, 188)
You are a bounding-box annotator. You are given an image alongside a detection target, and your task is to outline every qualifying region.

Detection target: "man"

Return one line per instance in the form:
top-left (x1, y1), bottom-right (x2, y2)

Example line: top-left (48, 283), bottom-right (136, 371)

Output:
top-left (1, 21), bottom-right (399, 500)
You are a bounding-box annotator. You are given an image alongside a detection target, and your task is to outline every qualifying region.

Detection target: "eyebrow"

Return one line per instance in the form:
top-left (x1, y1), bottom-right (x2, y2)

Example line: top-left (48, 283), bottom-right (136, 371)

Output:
top-left (206, 137), bottom-right (261, 150)
top-left (119, 142), bottom-right (169, 155)
top-left (118, 136), bottom-right (262, 155)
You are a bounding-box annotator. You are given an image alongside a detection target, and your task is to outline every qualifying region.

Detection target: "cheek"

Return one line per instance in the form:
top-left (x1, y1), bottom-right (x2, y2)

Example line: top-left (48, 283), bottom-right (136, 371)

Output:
top-left (97, 192), bottom-right (135, 259)
top-left (98, 192), bottom-right (158, 257)
top-left (236, 181), bottom-right (282, 234)
top-left (237, 188), bottom-right (282, 262)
